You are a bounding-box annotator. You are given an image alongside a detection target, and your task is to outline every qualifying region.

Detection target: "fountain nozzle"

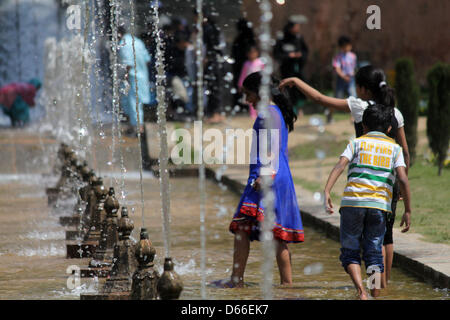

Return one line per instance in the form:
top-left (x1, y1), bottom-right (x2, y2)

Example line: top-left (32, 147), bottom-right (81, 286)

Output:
top-left (157, 257), bottom-right (183, 300)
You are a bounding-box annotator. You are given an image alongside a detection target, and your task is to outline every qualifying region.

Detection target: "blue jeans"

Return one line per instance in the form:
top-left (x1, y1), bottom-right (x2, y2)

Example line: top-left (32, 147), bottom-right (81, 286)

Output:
top-left (339, 207), bottom-right (386, 273)
top-left (336, 76), bottom-right (356, 98)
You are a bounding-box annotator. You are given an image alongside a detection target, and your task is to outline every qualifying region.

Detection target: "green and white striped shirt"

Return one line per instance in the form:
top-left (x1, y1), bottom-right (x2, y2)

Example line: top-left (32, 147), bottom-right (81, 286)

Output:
top-left (340, 131), bottom-right (406, 212)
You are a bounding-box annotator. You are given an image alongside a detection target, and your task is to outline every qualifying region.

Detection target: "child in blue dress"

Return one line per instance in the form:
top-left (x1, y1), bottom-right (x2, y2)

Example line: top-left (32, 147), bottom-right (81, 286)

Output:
top-left (219, 72), bottom-right (304, 288)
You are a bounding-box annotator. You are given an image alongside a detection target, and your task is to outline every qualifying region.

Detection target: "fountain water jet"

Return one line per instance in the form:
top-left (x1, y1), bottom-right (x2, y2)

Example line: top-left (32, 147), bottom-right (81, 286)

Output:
top-left (108, 0), bottom-right (124, 191)
top-left (151, 0), bottom-right (183, 300)
top-left (129, 0), bottom-right (146, 229)
top-left (195, 0), bottom-right (207, 300)
top-left (257, 0), bottom-right (276, 299)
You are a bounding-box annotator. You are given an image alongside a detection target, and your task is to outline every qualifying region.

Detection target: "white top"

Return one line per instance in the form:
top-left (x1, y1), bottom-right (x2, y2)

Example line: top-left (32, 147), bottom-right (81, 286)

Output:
top-left (347, 96), bottom-right (404, 128)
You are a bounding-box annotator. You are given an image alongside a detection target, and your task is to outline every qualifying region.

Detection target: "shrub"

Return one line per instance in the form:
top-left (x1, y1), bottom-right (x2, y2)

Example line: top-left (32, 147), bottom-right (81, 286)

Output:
top-left (395, 58), bottom-right (420, 165)
top-left (426, 62), bottom-right (450, 175)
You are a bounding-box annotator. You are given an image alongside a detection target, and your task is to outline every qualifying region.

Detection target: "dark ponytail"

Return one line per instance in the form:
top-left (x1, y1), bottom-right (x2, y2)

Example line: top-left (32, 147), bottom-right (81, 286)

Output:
top-left (242, 72), bottom-right (297, 132)
top-left (355, 65), bottom-right (396, 108)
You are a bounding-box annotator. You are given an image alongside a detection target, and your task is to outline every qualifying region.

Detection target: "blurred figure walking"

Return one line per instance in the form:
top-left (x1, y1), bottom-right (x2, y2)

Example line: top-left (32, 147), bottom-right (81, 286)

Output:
top-left (237, 45), bottom-right (265, 119)
top-left (0, 78), bottom-right (41, 127)
top-left (231, 18), bottom-right (256, 110)
top-left (274, 20), bottom-right (309, 117)
top-left (117, 26), bottom-right (152, 135)
top-left (201, 9), bottom-right (226, 124)
top-left (329, 36), bottom-right (357, 123)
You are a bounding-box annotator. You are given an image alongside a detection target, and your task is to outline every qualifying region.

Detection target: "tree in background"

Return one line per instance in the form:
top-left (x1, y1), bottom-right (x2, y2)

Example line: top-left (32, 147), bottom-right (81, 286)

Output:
top-left (426, 62), bottom-right (450, 176)
top-left (395, 58), bottom-right (419, 165)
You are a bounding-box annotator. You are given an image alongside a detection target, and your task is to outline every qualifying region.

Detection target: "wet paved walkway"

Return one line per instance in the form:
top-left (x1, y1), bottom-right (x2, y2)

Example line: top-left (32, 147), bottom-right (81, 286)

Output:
top-left (0, 122), bottom-right (448, 299)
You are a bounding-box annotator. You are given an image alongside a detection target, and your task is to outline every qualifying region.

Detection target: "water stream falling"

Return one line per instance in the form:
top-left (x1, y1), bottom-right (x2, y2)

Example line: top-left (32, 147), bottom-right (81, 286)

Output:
top-left (76, 0), bottom-right (91, 162)
top-left (129, 0), bottom-right (146, 227)
top-left (88, 0), bottom-right (105, 178)
top-left (195, 0), bottom-right (207, 300)
top-left (31, 0), bottom-right (39, 77)
top-left (92, 0), bottom-right (109, 161)
top-left (14, 0), bottom-right (21, 81)
top-left (108, 0), bottom-right (128, 202)
top-left (152, 1), bottom-right (172, 259)
top-left (109, 0), bottom-right (120, 189)
top-left (257, 0), bottom-right (276, 300)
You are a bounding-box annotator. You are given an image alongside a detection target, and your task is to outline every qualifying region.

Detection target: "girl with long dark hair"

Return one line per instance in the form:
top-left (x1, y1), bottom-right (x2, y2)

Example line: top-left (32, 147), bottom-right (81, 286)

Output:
top-left (214, 72), bottom-right (304, 288)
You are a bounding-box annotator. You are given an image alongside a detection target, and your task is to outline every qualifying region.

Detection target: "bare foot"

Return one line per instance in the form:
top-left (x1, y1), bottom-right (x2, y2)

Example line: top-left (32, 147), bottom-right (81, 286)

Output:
top-left (371, 288), bottom-right (381, 298)
top-left (359, 291), bottom-right (369, 300)
top-left (357, 288), bottom-right (369, 300)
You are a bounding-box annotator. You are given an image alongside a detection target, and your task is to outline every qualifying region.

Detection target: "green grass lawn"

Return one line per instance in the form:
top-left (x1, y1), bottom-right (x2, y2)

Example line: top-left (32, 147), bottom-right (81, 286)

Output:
top-left (289, 135), bottom-right (348, 161)
top-left (396, 157), bottom-right (450, 244)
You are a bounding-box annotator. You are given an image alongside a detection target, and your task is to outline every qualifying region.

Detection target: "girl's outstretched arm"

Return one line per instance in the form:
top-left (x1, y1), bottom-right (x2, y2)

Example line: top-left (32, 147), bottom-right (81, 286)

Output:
top-left (279, 77), bottom-right (350, 112)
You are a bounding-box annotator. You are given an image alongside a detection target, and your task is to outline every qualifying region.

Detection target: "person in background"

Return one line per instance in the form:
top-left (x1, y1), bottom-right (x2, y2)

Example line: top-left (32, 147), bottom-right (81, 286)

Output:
top-left (184, 33), bottom-right (197, 118)
top-left (140, 22), bottom-right (158, 121)
top-left (274, 20), bottom-right (309, 117)
top-left (237, 45), bottom-right (265, 119)
top-left (201, 8), bottom-right (226, 124)
top-left (231, 18), bottom-right (256, 110)
top-left (117, 26), bottom-right (151, 136)
top-left (328, 36), bottom-right (357, 123)
top-left (0, 78), bottom-right (41, 127)
top-left (165, 30), bottom-right (194, 119)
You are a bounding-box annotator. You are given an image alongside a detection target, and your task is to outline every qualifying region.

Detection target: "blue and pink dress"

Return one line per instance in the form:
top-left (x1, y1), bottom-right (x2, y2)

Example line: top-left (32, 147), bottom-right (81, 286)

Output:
top-left (229, 104), bottom-right (304, 243)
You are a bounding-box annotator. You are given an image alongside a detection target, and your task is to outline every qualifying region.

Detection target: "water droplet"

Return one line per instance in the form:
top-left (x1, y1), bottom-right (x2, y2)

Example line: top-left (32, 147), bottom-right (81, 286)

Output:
top-left (313, 192), bottom-right (322, 202)
top-left (303, 262), bottom-right (324, 275)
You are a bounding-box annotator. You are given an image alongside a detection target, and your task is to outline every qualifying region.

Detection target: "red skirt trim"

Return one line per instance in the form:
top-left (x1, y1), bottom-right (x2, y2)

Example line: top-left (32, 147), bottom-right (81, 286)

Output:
top-left (239, 202), bottom-right (264, 222)
top-left (273, 226), bottom-right (304, 242)
top-left (229, 204), bottom-right (304, 243)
